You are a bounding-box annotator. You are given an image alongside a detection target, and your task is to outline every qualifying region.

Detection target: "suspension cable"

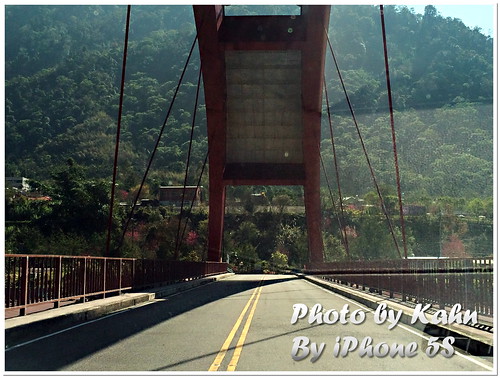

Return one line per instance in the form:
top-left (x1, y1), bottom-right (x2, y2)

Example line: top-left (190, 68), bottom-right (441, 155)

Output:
top-left (174, 66), bottom-right (203, 259)
top-left (106, 5), bottom-right (131, 257)
top-left (380, 5), bottom-right (408, 259)
top-left (324, 27), bottom-right (402, 259)
top-left (117, 35), bottom-right (199, 252)
top-left (179, 149), bottom-right (209, 256)
top-left (320, 152), bottom-right (350, 258)
top-left (179, 98), bottom-right (222, 258)
top-left (179, 108), bottom-right (223, 259)
top-left (323, 77), bottom-right (350, 258)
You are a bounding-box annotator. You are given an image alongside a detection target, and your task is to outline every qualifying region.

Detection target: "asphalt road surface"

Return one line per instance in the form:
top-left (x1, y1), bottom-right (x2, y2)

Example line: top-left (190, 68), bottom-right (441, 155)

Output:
top-left (5, 274), bottom-right (494, 373)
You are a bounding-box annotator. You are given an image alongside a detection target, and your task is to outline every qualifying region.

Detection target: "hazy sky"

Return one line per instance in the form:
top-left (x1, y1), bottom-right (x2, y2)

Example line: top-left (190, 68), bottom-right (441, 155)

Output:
top-left (408, 4), bottom-right (495, 36)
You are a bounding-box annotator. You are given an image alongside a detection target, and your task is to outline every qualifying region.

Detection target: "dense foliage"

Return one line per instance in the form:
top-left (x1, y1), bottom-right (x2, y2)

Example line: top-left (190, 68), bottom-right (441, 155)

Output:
top-left (5, 5), bottom-right (493, 263)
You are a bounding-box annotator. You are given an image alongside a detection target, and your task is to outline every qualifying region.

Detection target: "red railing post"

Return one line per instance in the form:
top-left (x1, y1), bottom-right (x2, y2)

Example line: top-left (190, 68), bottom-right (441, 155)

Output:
top-left (5, 257), bottom-right (11, 309)
top-left (54, 256), bottom-right (62, 309)
top-left (80, 257), bottom-right (87, 303)
top-left (119, 258), bottom-right (123, 294)
top-left (103, 258), bottom-right (107, 298)
top-left (19, 256), bottom-right (29, 316)
top-left (132, 259), bottom-right (136, 288)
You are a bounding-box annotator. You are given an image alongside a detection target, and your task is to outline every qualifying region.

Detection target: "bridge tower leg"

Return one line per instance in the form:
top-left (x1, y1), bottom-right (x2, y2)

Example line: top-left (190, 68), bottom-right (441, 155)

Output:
top-left (207, 135), bottom-right (226, 263)
top-left (303, 111), bottom-right (324, 263)
top-left (194, 5), bottom-right (330, 264)
top-left (302, 5), bottom-right (329, 263)
top-left (194, 6), bottom-right (227, 262)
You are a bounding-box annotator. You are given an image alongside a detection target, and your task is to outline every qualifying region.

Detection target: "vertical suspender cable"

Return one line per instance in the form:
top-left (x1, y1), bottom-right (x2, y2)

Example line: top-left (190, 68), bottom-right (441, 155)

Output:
top-left (380, 5), bottom-right (408, 259)
top-left (178, 105), bottom-right (219, 258)
top-left (174, 67), bottom-right (202, 259)
top-left (106, 5), bottom-right (131, 257)
top-left (179, 150), bottom-right (209, 257)
top-left (323, 78), bottom-right (350, 257)
top-left (325, 28), bottom-right (402, 259)
top-left (319, 153), bottom-right (350, 258)
top-left (117, 35), bottom-right (198, 252)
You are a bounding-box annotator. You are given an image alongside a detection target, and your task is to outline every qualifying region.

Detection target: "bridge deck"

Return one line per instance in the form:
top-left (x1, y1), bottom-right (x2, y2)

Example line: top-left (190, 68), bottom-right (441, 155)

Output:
top-left (5, 274), bottom-right (493, 372)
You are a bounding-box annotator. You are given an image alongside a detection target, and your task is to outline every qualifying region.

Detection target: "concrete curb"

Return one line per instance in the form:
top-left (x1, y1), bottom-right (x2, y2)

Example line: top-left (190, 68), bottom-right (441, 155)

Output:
top-left (5, 272), bottom-right (234, 348)
top-left (144, 272), bottom-right (234, 299)
top-left (300, 274), bottom-right (493, 356)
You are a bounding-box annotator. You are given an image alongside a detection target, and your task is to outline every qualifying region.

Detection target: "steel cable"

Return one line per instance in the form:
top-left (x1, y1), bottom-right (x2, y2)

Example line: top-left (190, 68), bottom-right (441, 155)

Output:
top-left (324, 27), bottom-right (402, 258)
top-left (117, 35), bottom-right (199, 252)
top-left (106, 5), bottom-right (131, 256)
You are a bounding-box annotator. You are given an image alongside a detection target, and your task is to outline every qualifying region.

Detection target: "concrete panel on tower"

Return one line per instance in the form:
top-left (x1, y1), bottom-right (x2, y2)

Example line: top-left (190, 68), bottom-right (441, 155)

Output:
top-left (225, 50), bottom-right (303, 165)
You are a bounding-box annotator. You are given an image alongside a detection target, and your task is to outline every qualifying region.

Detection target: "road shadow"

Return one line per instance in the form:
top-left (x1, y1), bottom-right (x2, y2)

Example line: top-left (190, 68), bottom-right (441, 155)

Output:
top-left (5, 274), bottom-right (299, 371)
top-left (153, 322), bottom-right (324, 371)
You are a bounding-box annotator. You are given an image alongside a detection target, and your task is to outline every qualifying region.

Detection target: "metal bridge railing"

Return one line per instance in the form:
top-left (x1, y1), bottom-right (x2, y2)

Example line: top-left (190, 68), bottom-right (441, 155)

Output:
top-left (5, 254), bottom-right (228, 316)
top-left (304, 258), bottom-right (493, 317)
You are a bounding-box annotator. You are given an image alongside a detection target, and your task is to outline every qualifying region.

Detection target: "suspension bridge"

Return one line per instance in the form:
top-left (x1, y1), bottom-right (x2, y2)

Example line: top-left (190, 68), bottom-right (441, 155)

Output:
top-left (4, 5), bottom-right (494, 373)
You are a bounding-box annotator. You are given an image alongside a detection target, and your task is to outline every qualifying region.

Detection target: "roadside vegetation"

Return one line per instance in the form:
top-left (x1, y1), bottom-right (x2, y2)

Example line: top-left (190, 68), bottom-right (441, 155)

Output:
top-left (5, 5), bottom-right (493, 269)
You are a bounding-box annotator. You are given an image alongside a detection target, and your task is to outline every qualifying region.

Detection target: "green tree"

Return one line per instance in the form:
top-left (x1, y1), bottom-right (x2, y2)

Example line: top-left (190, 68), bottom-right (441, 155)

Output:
top-left (466, 198), bottom-right (486, 216)
top-left (272, 194), bottom-right (291, 215)
top-left (270, 251), bottom-right (288, 270)
top-left (48, 159), bottom-right (110, 237)
top-left (349, 216), bottom-right (400, 260)
top-left (233, 243), bottom-right (259, 272)
top-left (277, 223), bottom-right (308, 267)
top-left (232, 221), bottom-right (261, 247)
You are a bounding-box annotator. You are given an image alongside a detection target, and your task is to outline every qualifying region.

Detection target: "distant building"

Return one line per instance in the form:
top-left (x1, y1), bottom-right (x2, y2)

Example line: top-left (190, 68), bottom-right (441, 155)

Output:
top-left (159, 186), bottom-right (203, 206)
top-left (403, 205), bottom-right (427, 216)
top-left (6, 177), bottom-right (30, 191)
top-left (138, 198), bottom-right (159, 207)
top-left (343, 196), bottom-right (365, 211)
top-left (251, 192), bottom-right (268, 205)
top-left (27, 195), bottom-right (52, 201)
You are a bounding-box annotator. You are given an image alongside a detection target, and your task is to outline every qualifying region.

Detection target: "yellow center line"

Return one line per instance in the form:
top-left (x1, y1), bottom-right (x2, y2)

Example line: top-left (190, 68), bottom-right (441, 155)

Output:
top-left (226, 284), bottom-right (263, 371)
top-left (208, 277), bottom-right (264, 371)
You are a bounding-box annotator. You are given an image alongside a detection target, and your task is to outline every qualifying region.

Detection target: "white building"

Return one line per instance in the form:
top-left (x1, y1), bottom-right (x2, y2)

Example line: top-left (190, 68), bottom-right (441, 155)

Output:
top-left (6, 177), bottom-right (30, 191)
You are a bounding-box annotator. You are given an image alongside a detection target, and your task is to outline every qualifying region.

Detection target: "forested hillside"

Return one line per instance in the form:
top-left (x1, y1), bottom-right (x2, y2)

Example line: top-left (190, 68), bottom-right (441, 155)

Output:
top-left (5, 5), bottom-right (494, 262)
top-left (322, 5), bottom-right (493, 200)
top-left (5, 5), bottom-right (493, 200)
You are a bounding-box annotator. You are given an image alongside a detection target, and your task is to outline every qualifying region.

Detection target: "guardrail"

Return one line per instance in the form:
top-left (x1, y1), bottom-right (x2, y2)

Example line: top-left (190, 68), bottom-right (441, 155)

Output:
top-left (304, 258), bottom-right (493, 317)
top-left (5, 254), bottom-right (228, 316)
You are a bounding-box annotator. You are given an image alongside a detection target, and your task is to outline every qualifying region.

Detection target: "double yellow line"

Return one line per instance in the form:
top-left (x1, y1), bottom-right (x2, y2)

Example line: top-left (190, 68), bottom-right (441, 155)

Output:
top-left (209, 278), bottom-right (264, 371)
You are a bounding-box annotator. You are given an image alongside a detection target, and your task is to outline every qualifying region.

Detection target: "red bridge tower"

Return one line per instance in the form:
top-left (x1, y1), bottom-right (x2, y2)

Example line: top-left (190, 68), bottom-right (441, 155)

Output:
top-left (193, 5), bottom-right (331, 263)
